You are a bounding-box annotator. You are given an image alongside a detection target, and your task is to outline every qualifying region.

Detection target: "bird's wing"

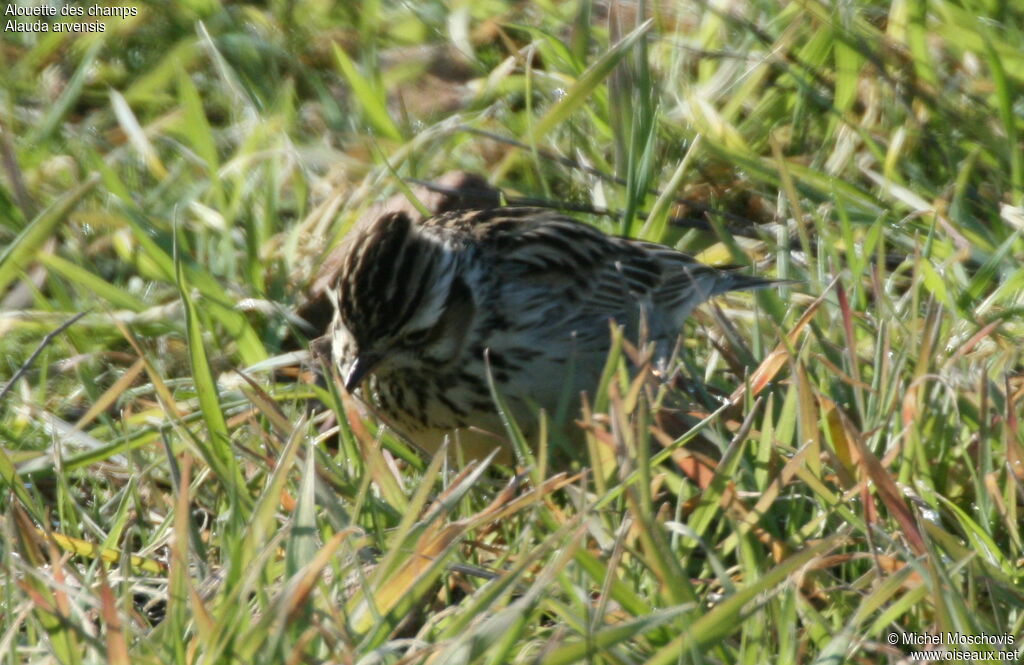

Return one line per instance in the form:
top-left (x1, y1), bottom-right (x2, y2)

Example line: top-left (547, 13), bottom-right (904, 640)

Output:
top-left (435, 207), bottom-right (769, 343)
top-left (452, 209), bottom-right (666, 337)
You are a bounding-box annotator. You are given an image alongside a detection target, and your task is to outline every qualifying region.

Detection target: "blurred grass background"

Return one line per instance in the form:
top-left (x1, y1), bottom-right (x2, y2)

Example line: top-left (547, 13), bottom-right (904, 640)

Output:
top-left (1, 0), bottom-right (1023, 663)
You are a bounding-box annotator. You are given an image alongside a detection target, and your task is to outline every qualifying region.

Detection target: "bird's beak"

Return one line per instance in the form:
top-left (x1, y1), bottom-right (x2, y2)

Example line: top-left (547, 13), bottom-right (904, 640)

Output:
top-left (344, 353), bottom-right (380, 393)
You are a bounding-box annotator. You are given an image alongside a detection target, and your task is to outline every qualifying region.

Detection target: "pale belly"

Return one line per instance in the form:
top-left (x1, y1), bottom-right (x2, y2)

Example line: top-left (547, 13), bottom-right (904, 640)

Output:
top-left (361, 340), bottom-right (608, 463)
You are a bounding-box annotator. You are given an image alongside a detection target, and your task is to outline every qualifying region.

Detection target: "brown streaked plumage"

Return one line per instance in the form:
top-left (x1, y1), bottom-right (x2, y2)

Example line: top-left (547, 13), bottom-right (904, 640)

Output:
top-left (289, 171), bottom-right (501, 346)
top-left (319, 206), bottom-right (780, 460)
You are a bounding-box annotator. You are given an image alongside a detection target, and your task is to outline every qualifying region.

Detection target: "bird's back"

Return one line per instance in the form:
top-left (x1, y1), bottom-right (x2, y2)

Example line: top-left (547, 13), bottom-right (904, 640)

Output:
top-left (417, 208), bottom-right (774, 426)
top-left (427, 207), bottom-right (770, 352)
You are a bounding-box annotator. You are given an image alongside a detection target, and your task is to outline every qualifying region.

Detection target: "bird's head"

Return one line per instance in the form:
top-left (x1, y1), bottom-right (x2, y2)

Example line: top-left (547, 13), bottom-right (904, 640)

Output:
top-left (326, 211), bottom-right (475, 392)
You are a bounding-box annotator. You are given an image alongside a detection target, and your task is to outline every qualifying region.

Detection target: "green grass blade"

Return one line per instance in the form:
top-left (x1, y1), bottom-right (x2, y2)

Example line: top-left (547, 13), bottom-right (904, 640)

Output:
top-left (531, 19), bottom-right (653, 141)
top-left (0, 175), bottom-right (98, 296)
top-left (332, 44), bottom-right (402, 141)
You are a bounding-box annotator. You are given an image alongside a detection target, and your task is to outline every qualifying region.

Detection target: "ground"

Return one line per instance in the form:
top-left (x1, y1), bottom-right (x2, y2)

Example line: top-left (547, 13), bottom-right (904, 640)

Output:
top-left (1, 1), bottom-right (1022, 663)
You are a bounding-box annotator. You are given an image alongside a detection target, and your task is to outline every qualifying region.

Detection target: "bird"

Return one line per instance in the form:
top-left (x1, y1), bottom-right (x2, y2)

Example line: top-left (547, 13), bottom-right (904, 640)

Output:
top-left (315, 205), bottom-right (781, 461)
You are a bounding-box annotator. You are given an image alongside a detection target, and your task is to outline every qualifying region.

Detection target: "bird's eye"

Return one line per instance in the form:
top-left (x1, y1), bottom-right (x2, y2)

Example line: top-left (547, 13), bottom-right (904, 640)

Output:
top-left (402, 327), bottom-right (433, 347)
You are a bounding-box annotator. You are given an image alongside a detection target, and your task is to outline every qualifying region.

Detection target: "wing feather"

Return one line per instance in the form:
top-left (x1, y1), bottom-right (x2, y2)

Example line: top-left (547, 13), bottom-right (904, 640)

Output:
top-left (426, 207), bottom-right (767, 345)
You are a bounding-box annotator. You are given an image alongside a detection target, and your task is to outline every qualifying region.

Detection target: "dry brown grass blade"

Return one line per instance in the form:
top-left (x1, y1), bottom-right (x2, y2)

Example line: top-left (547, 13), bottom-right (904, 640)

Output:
top-left (345, 397), bottom-right (409, 511)
top-left (808, 553), bottom-right (924, 589)
top-left (233, 369), bottom-right (294, 444)
top-left (794, 363), bottom-right (822, 477)
top-left (720, 484), bottom-right (788, 564)
top-left (44, 536), bottom-right (73, 641)
top-left (359, 468), bottom-right (576, 632)
top-left (97, 567), bottom-right (130, 665)
top-left (73, 357), bottom-right (145, 430)
top-left (839, 407), bottom-right (927, 555)
top-left (668, 446), bottom-right (718, 489)
top-left (467, 472), bottom-right (578, 530)
top-left (719, 437), bottom-right (819, 565)
top-left (357, 520), bottom-right (467, 630)
top-left (729, 275), bottom-right (838, 403)
top-left (1005, 374), bottom-right (1024, 482)
top-left (111, 317), bottom-right (185, 419)
top-left (578, 395), bottom-right (619, 486)
top-left (280, 530), bottom-right (354, 622)
top-left (812, 392), bottom-right (859, 489)
top-left (946, 319), bottom-right (1002, 365)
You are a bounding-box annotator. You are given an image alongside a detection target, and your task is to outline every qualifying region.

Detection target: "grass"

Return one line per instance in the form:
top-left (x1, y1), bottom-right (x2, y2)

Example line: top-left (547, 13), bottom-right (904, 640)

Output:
top-left (2, 0), bottom-right (1023, 663)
